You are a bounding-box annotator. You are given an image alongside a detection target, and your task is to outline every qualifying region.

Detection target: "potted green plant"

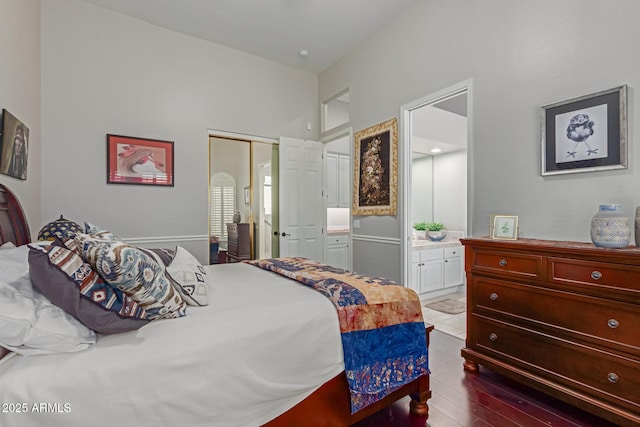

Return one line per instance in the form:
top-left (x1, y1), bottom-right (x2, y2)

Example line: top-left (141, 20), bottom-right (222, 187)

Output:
top-left (413, 221), bottom-right (428, 240)
top-left (425, 222), bottom-right (447, 241)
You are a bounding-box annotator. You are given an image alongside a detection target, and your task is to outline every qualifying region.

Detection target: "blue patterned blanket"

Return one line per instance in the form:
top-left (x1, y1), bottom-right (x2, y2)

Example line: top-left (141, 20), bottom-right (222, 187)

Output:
top-left (247, 257), bottom-right (428, 414)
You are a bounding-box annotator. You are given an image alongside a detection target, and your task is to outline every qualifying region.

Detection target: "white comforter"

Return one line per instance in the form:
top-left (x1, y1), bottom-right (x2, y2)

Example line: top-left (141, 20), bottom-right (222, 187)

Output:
top-left (0, 263), bottom-right (345, 427)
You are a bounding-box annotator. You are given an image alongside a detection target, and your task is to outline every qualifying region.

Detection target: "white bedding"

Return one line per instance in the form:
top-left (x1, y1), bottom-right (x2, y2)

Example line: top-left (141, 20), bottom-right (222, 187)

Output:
top-left (0, 263), bottom-right (345, 427)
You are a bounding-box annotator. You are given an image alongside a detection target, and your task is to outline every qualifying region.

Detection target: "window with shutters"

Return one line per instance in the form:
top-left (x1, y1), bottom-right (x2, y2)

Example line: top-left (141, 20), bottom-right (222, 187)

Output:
top-left (210, 172), bottom-right (236, 243)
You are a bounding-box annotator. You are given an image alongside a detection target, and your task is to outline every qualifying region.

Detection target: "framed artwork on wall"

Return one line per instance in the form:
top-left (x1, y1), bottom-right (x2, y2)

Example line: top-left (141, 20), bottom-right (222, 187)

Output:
top-left (541, 85), bottom-right (627, 176)
top-left (107, 134), bottom-right (174, 186)
top-left (0, 109), bottom-right (29, 180)
top-left (352, 117), bottom-right (398, 216)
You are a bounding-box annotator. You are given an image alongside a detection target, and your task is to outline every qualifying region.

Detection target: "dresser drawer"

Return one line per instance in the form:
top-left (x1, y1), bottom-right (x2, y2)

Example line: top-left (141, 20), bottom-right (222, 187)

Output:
top-left (549, 257), bottom-right (640, 297)
top-left (472, 316), bottom-right (640, 410)
top-left (469, 249), bottom-right (542, 280)
top-left (473, 277), bottom-right (640, 354)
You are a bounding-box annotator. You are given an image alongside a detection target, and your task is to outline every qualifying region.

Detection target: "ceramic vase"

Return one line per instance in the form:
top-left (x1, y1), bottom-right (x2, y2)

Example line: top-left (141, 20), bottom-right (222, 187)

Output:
top-left (233, 211), bottom-right (241, 223)
top-left (590, 204), bottom-right (630, 248)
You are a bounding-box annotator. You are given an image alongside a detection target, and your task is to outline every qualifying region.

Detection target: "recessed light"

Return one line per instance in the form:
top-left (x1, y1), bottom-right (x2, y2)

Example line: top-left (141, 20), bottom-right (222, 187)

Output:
top-left (298, 49), bottom-right (309, 59)
top-left (430, 148), bottom-right (442, 153)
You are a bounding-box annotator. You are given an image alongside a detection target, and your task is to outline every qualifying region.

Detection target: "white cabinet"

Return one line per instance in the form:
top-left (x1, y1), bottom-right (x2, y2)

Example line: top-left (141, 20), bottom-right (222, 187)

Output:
top-left (325, 153), bottom-right (350, 208)
top-left (411, 248), bottom-right (443, 294)
top-left (443, 246), bottom-right (463, 288)
top-left (325, 234), bottom-right (350, 270)
top-left (411, 245), bottom-right (463, 295)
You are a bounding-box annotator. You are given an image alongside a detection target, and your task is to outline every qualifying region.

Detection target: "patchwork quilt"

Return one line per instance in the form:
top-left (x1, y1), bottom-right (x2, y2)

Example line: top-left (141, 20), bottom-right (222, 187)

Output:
top-left (247, 257), bottom-right (428, 414)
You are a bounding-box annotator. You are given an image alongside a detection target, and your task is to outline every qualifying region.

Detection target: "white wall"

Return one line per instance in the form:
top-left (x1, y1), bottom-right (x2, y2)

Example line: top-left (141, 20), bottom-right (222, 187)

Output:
top-left (320, 0), bottom-right (640, 280)
top-left (433, 150), bottom-right (467, 233)
top-left (411, 155), bottom-right (433, 224)
top-left (40, 0), bottom-right (318, 262)
top-left (0, 0), bottom-right (41, 237)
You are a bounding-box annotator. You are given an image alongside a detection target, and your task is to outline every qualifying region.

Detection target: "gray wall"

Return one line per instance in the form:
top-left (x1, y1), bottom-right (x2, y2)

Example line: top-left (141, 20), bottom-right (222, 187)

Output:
top-left (40, 0), bottom-right (319, 262)
top-left (0, 0), bottom-right (41, 236)
top-left (320, 0), bottom-right (640, 280)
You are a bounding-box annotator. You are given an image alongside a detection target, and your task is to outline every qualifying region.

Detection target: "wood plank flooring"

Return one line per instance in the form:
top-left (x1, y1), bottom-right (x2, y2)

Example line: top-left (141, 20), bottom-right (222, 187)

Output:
top-left (353, 330), bottom-right (619, 427)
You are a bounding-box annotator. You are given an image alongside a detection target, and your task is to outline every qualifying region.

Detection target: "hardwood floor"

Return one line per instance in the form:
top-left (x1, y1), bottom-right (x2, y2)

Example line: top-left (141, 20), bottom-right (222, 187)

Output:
top-left (353, 330), bottom-right (619, 427)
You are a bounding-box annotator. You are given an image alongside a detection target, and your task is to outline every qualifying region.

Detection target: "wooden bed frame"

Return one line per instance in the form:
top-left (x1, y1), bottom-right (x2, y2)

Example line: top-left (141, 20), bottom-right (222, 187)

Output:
top-left (0, 183), bottom-right (432, 426)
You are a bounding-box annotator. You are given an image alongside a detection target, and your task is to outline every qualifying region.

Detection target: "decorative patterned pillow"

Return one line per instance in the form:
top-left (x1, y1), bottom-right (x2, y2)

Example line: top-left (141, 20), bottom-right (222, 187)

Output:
top-left (75, 234), bottom-right (187, 320)
top-left (84, 222), bottom-right (119, 241)
top-left (29, 244), bottom-right (151, 334)
top-left (165, 246), bottom-right (210, 306)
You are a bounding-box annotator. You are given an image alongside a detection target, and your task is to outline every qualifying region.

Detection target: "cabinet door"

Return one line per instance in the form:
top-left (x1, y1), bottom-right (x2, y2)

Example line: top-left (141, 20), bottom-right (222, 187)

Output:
top-left (444, 255), bottom-right (462, 288)
top-left (325, 153), bottom-right (338, 207)
top-left (421, 259), bottom-right (443, 293)
top-left (338, 155), bottom-right (350, 207)
top-left (326, 244), bottom-right (349, 270)
top-left (410, 261), bottom-right (421, 294)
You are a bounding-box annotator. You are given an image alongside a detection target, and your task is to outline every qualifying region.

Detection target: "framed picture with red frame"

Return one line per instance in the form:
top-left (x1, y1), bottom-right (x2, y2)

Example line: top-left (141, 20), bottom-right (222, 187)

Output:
top-left (107, 134), bottom-right (174, 186)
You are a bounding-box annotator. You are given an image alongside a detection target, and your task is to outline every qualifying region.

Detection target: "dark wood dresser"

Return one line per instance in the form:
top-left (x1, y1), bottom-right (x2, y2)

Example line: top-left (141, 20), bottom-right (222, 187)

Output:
top-left (461, 237), bottom-right (640, 427)
top-left (226, 223), bottom-right (250, 262)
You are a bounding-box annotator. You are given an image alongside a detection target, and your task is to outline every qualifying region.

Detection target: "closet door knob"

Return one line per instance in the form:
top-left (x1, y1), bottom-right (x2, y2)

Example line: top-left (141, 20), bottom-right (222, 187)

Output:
top-left (489, 293), bottom-right (499, 301)
top-left (498, 259), bottom-right (507, 267)
top-left (489, 333), bottom-right (498, 342)
top-left (608, 373), bottom-right (619, 383)
top-left (608, 319), bottom-right (619, 329)
top-left (591, 270), bottom-right (602, 280)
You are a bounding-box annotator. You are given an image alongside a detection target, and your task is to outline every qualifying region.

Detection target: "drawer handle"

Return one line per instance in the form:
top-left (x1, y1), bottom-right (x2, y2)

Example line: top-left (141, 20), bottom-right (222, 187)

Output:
top-left (498, 259), bottom-right (507, 267)
top-left (489, 333), bottom-right (498, 342)
top-left (489, 292), bottom-right (499, 301)
top-left (608, 319), bottom-right (619, 329)
top-left (608, 373), bottom-right (619, 384)
top-left (591, 270), bottom-right (602, 280)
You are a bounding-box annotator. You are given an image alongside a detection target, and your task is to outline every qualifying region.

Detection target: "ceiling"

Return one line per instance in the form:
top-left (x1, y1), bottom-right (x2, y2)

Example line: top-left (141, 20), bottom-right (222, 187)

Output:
top-left (79, 0), bottom-right (418, 74)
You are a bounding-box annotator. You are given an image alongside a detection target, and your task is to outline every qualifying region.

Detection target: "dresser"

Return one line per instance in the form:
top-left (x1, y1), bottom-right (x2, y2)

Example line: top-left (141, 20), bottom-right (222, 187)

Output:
top-left (461, 238), bottom-right (640, 427)
top-left (226, 223), bottom-right (250, 262)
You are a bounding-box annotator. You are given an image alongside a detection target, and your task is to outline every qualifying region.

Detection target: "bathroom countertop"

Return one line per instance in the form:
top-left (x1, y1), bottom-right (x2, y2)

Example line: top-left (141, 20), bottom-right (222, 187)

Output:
top-left (412, 230), bottom-right (464, 249)
top-left (412, 240), bottom-right (462, 249)
top-left (327, 229), bottom-right (350, 235)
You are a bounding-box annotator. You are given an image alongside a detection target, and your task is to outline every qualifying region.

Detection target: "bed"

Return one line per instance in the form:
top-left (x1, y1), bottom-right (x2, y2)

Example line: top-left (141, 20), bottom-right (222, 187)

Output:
top-left (0, 183), bottom-right (431, 426)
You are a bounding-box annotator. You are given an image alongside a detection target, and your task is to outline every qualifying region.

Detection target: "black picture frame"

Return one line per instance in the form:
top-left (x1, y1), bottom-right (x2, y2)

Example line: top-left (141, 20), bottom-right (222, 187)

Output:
top-left (0, 109), bottom-right (29, 180)
top-left (541, 85), bottom-right (627, 176)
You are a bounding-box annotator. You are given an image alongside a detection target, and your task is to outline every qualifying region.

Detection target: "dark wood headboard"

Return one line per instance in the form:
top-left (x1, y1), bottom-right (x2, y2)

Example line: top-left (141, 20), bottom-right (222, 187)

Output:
top-left (0, 184), bottom-right (31, 246)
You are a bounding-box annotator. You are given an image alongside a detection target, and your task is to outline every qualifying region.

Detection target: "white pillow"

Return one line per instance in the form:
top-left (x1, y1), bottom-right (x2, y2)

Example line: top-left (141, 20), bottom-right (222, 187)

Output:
top-left (0, 242), bottom-right (16, 250)
top-left (166, 246), bottom-right (210, 306)
top-left (0, 245), bottom-right (96, 355)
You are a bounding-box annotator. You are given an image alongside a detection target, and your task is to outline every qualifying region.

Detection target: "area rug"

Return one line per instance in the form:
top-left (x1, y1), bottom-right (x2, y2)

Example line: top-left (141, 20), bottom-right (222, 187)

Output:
top-left (425, 298), bottom-right (466, 315)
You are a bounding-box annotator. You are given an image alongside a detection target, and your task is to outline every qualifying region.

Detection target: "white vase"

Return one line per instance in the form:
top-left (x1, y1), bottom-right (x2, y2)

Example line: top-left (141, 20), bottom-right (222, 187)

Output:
top-left (590, 204), bottom-right (630, 248)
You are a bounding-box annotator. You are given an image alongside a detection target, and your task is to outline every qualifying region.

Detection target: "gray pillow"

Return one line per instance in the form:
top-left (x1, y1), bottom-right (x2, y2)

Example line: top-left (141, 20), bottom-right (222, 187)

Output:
top-left (29, 244), bottom-right (151, 334)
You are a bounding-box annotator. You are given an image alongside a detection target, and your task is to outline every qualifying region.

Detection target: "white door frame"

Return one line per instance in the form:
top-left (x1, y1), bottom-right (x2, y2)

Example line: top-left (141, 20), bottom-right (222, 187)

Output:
top-left (321, 127), bottom-right (353, 269)
top-left (399, 79), bottom-right (474, 288)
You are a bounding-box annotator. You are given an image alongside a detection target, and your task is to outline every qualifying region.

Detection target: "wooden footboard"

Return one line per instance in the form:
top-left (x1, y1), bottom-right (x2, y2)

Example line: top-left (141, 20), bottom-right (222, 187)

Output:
top-left (264, 325), bottom-right (433, 426)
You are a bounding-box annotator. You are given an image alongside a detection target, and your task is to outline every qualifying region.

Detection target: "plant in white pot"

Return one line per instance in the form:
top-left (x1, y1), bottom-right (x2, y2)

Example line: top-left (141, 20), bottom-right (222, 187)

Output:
top-left (413, 221), bottom-right (429, 240)
top-left (425, 222), bottom-right (447, 241)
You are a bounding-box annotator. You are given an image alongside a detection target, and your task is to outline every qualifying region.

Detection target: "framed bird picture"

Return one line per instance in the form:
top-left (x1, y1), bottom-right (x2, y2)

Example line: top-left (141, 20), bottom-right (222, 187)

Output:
top-left (541, 85), bottom-right (627, 176)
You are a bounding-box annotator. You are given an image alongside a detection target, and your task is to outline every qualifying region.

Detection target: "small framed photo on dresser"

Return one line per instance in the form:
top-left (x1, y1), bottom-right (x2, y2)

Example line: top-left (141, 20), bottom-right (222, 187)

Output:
top-left (490, 215), bottom-right (518, 240)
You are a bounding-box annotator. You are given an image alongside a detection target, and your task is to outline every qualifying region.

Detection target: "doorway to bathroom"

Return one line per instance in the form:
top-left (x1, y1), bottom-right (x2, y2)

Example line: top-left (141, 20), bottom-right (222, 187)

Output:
top-left (400, 79), bottom-right (472, 295)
